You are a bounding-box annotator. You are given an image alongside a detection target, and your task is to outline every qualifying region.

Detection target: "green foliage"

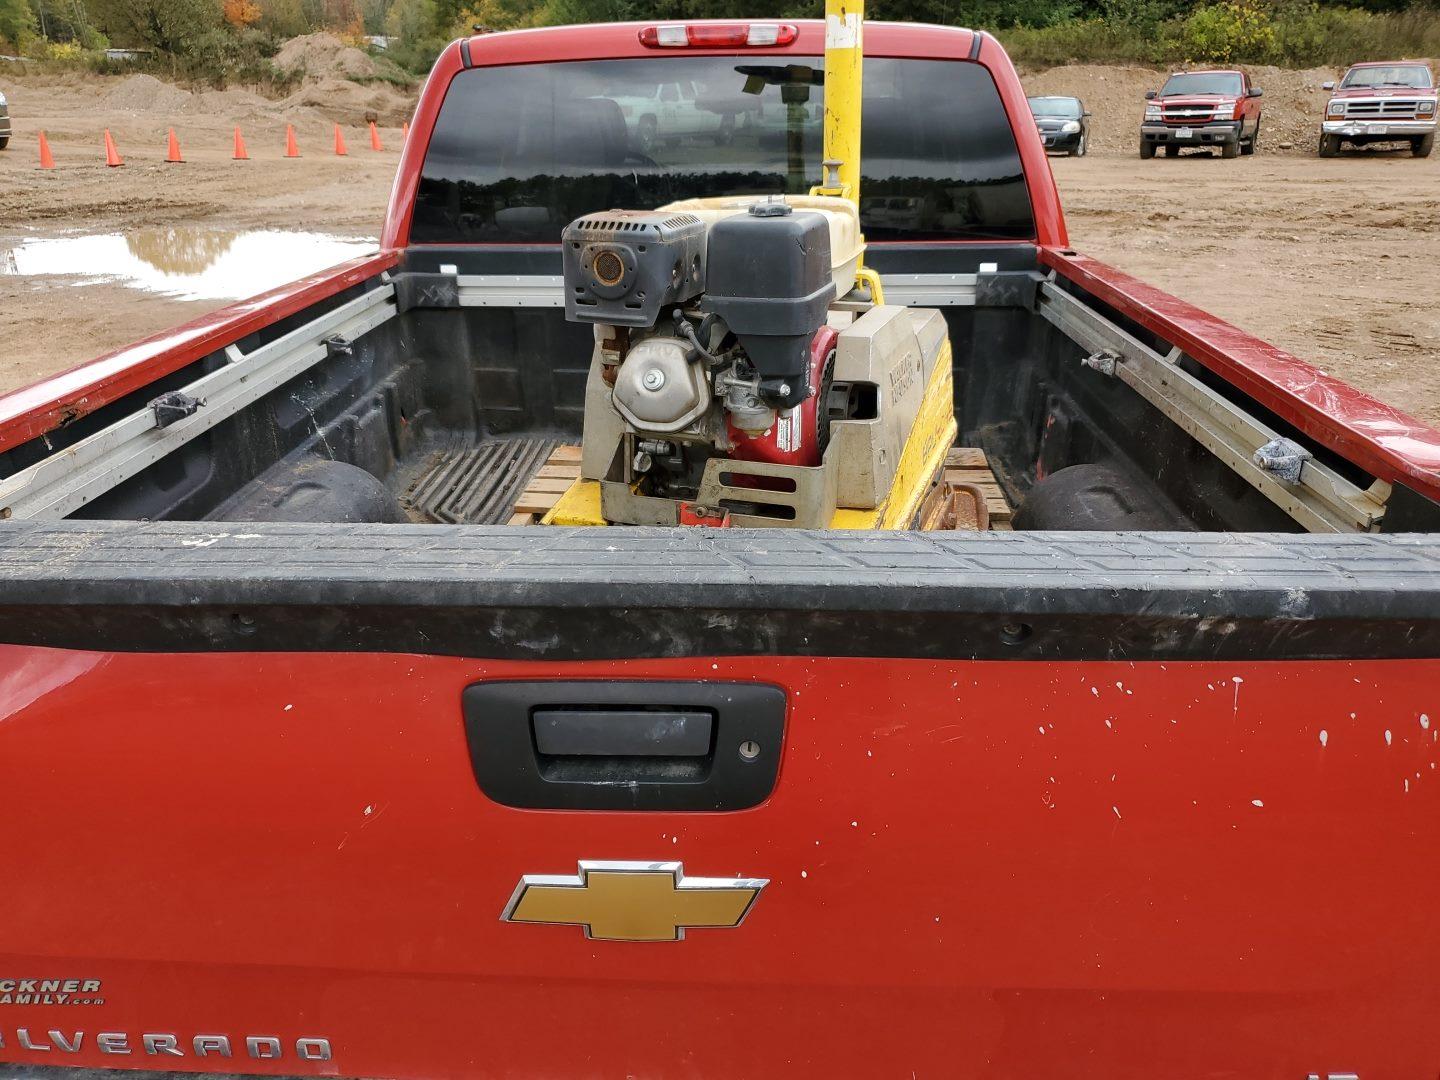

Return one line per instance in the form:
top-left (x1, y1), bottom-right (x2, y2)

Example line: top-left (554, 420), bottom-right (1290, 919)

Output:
top-left (27, 0), bottom-right (108, 46)
top-left (15, 0), bottom-right (1440, 86)
top-left (0, 0), bottom-right (38, 49)
top-left (1160, 0), bottom-right (1276, 62)
top-left (93, 0), bottom-right (221, 54)
top-left (1267, 2), bottom-right (1440, 64)
top-left (1002, 1), bottom-right (1440, 67)
top-left (999, 16), bottom-right (1147, 62)
top-left (254, 0), bottom-right (309, 35)
top-left (384, 0), bottom-right (444, 68)
top-left (1098, 0), bottom-right (1187, 31)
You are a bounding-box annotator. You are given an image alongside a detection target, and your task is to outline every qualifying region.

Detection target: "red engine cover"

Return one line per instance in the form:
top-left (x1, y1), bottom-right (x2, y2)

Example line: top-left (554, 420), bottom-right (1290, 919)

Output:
top-left (726, 326), bottom-right (838, 469)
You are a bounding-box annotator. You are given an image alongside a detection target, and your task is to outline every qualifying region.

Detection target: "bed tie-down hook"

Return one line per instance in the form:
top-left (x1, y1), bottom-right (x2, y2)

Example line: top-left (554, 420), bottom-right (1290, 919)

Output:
top-left (1253, 437), bottom-right (1312, 485)
top-left (1080, 349), bottom-right (1120, 377)
top-left (149, 391), bottom-right (205, 429)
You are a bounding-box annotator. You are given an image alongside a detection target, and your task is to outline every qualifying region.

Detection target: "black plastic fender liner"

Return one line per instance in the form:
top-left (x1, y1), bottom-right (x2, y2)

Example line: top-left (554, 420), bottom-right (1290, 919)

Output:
top-left (210, 459), bottom-right (409, 524)
top-left (0, 524), bottom-right (1439, 661)
top-left (1383, 482), bottom-right (1440, 533)
top-left (1013, 463), bottom-right (1193, 531)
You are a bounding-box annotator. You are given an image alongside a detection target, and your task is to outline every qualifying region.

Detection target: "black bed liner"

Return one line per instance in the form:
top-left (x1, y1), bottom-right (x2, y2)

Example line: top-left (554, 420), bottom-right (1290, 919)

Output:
top-left (0, 524), bottom-right (1436, 661)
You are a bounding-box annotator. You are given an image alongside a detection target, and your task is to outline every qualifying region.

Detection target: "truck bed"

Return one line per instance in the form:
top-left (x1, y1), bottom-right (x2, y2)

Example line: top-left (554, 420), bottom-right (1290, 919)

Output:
top-left (2, 242), bottom-right (1434, 534)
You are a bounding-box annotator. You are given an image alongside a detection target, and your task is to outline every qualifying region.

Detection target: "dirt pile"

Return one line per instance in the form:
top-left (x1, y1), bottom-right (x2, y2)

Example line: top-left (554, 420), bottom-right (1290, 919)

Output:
top-left (280, 76), bottom-right (413, 125)
top-left (189, 86), bottom-right (273, 120)
top-left (273, 33), bottom-right (380, 80)
top-left (1018, 62), bottom-right (1345, 154)
top-left (267, 33), bottom-right (414, 124)
top-left (1244, 65), bottom-right (1338, 150)
top-left (102, 73), bottom-right (195, 114)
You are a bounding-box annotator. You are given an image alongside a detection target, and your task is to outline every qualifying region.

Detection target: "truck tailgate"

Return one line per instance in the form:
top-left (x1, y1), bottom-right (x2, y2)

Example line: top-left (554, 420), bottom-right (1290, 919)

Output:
top-left (1, 523), bottom-right (1438, 1079)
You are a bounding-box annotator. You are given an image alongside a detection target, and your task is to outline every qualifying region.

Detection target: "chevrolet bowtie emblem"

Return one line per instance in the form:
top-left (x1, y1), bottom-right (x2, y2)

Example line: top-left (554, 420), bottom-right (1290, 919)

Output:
top-left (502, 861), bottom-right (767, 942)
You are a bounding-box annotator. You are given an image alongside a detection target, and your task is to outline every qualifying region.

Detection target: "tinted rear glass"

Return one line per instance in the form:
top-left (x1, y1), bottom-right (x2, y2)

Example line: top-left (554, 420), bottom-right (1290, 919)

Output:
top-left (1160, 72), bottom-right (1243, 96)
top-left (411, 56), bottom-right (1034, 244)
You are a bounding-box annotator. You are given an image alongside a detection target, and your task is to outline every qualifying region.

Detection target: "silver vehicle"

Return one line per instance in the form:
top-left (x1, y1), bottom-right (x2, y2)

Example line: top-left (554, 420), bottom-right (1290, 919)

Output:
top-left (0, 87), bottom-right (10, 150)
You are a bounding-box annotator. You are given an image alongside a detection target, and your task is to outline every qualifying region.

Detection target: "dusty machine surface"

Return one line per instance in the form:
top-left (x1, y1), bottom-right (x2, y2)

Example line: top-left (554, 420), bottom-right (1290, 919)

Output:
top-left (2, 13), bottom-right (1440, 1080)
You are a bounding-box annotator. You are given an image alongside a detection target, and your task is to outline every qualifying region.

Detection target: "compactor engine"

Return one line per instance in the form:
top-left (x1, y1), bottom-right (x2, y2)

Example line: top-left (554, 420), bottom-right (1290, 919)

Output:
top-left (554, 194), bottom-right (955, 529)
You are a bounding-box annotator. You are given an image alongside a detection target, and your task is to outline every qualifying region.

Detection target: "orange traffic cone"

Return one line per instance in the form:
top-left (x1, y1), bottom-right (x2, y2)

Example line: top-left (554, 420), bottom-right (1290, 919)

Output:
top-left (103, 129), bottom-right (124, 167)
top-left (232, 126), bottom-right (249, 160)
top-left (368, 120), bottom-right (383, 151)
top-left (165, 127), bottom-right (184, 163)
top-left (333, 123), bottom-right (348, 156)
top-left (402, 120), bottom-right (410, 140)
top-left (38, 131), bottom-right (55, 170)
top-left (284, 123), bottom-right (300, 158)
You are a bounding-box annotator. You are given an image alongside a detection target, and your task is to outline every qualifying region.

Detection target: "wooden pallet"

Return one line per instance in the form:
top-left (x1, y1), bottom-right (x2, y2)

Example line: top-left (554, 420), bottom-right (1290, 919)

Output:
top-left (940, 447), bottom-right (1015, 530)
top-left (508, 444), bottom-right (1014, 529)
top-left (507, 445), bottom-right (582, 525)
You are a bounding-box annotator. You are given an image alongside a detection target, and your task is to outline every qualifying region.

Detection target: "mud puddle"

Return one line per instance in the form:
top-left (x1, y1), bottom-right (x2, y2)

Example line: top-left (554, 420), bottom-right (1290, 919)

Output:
top-left (0, 227), bottom-right (377, 302)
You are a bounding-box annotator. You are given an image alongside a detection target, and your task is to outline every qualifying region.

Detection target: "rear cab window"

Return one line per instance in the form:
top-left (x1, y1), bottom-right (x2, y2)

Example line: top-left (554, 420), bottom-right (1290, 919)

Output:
top-left (411, 55), bottom-right (1035, 244)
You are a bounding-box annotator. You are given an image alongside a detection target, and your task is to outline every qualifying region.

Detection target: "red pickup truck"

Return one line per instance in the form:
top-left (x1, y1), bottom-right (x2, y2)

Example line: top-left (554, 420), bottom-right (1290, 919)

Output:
top-left (1, 19), bottom-right (1439, 1080)
top-left (1140, 67), bottom-right (1263, 158)
top-left (1319, 60), bottom-right (1436, 157)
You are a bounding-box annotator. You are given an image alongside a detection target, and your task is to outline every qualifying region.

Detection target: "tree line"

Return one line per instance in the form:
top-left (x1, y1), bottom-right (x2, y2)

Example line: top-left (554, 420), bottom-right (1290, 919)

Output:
top-left (1, 0), bottom-right (1435, 77)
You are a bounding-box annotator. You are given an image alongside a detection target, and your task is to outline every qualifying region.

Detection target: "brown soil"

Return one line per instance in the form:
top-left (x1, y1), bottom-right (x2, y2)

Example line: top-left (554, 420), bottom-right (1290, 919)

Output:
top-left (273, 32), bottom-right (382, 80)
top-left (1049, 153), bottom-right (1440, 428)
top-left (1, 65), bottom-right (1437, 429)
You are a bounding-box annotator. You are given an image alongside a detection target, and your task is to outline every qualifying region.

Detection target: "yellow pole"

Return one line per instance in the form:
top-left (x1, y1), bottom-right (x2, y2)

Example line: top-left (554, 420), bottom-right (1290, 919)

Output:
top-left (814, 0), bottom-right (883, 300)
top-left (821, 0), bottom-right (863, 207)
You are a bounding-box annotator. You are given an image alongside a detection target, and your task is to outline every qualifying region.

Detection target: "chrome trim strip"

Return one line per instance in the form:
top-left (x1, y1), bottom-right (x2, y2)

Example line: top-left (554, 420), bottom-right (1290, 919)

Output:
top-left (881, 272), bottom-right (978, 307)
top-left (456, 274), bottom-right (565, 307)
top-left (0, 284), bottom-right (398, 520)
top-left (1036, 279), bottom-right (1387, 533)
top-left (1323, 119), bottom-right (1435, 134)
top-left (454, 273), bottom-right (979, 308)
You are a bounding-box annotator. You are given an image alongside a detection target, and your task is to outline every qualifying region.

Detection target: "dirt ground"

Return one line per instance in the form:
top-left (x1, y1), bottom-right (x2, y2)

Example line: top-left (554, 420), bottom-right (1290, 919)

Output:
top-left (1, 64), bottom-right (1437, 427)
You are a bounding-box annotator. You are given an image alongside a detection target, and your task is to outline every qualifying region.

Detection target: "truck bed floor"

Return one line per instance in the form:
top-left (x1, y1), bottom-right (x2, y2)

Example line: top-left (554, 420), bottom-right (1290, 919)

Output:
top-left (402, 437), bottom-right (558, 525)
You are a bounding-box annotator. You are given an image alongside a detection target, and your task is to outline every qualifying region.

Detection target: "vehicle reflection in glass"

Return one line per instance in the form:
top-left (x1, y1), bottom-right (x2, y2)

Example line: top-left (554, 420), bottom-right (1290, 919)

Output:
top-left (413, 55), bottom-right (1036, 244)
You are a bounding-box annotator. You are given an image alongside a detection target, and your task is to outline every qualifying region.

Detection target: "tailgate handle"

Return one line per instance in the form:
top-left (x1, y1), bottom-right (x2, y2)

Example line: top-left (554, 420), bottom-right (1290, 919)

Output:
top-left (533, 709), bottom-right (713, 757)
top-left (463, 681), bottom-right (786, 812)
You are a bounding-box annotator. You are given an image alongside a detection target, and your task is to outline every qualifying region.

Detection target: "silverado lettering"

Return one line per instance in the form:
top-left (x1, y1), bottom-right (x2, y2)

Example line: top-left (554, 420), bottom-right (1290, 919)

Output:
top-left (0, 1031), bottom-right (332, 1059)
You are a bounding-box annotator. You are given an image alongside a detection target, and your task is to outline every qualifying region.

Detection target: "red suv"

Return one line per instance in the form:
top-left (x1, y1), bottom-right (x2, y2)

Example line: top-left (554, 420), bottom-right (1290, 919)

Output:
top-left (1140, 69), bottom-right (1263, 159)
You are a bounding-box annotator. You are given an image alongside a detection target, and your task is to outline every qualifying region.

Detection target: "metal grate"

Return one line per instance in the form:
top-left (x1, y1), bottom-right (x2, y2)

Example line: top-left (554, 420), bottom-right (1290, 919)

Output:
top-left (1343, 99), bottom-right (1421, 117)
top-left (404, 438), bottom-right (558, 525)
top-left (1163, 107), bottom-right (1219, 122)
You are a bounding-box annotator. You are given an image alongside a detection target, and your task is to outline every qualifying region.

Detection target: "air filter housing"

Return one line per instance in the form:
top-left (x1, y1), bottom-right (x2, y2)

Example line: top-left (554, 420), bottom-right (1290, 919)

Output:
top-left (562, 211), bottom-right (707, 327)
top-left (701, 204), bottom-right (836, 407)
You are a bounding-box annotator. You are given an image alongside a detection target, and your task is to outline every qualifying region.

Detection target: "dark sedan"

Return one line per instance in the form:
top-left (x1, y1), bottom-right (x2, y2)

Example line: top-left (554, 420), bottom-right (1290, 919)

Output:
top-left (1028, 95), bottom-right (1089, 155)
